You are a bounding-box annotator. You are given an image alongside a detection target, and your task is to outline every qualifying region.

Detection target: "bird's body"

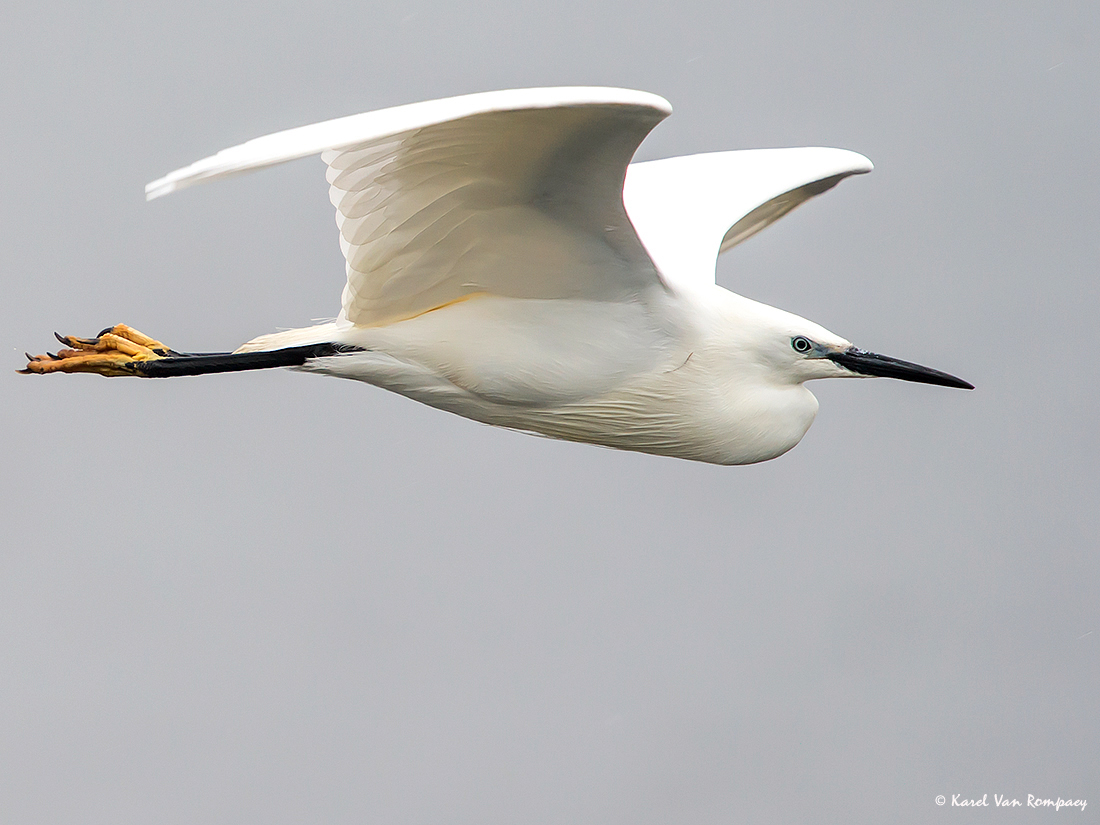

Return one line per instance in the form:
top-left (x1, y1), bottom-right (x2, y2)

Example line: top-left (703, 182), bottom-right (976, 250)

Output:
top-left (261, 287), bottom-right (827, 465)
top-left (22, 87), bottom-right (971, 464)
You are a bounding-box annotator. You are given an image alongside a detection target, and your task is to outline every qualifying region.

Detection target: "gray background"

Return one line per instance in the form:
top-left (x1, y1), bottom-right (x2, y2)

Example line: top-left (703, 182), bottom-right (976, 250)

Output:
top-left (2, 1), bottom-right (1096, 823)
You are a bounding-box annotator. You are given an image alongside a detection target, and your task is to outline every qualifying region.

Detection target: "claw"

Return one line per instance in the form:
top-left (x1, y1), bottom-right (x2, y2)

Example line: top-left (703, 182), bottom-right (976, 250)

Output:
top-left (97, 326), bottom-right (114, 337)
top-left (53, 331), bottom-right (102, 349)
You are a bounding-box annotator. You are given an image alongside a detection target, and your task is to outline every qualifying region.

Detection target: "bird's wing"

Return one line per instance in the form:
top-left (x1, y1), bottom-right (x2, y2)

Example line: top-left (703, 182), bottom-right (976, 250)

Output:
top-left (146, 88), bottom-right (671, 325)
top-left (622, 148), bottom-right (873, 290)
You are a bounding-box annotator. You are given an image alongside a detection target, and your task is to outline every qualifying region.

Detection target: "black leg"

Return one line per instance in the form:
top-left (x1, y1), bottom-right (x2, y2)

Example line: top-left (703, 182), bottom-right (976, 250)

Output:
top-left (133, 343), bottom-right (363, 377)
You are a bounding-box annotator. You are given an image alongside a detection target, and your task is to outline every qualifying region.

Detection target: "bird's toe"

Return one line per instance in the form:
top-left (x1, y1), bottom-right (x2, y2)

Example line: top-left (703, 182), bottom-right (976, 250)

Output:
top-left (19, 324), bottom-right (171, 376)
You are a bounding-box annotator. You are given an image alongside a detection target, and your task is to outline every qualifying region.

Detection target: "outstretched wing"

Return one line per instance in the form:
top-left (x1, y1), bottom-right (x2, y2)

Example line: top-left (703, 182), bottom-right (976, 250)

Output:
top-left (147, 88), bottom-right (671, 325)
top-left (622, 148), bottom-right (873, 290)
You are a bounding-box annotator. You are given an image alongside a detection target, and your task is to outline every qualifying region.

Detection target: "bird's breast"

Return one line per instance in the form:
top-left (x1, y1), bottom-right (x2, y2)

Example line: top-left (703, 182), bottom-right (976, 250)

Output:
top-left (487, 362), bottom-right (820, 466)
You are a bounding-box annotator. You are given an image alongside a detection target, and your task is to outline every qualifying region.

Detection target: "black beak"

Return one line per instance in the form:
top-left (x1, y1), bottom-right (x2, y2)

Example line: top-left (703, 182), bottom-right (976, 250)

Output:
top-left (828, 347), bottom-right (974, 389)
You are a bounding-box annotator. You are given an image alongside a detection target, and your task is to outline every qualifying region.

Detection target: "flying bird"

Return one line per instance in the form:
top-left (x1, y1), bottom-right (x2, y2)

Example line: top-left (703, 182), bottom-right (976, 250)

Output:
top-left (21, 87), bottom-right (971, 465)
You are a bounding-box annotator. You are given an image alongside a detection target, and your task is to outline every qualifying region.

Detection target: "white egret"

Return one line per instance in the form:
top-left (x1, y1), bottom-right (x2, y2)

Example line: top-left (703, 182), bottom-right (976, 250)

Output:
top-left (22, 87), bottom-right (971, 465)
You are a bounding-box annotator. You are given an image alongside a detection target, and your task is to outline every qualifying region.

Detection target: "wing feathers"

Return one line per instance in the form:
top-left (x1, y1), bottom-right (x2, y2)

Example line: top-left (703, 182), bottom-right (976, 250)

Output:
top-left (623, 148), bottom-right (872, 290)
top-left (321, 98), bottom-right (668, 324)
top-left (146, 89), bottom-right (872, 323)
top-left (145, 87), bottom-right (670, 201)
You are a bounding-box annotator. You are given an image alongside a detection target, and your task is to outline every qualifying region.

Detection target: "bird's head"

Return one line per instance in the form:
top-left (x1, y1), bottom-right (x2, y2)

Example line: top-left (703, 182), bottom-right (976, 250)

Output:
top-left (735, 301), bottom-right (973, 390)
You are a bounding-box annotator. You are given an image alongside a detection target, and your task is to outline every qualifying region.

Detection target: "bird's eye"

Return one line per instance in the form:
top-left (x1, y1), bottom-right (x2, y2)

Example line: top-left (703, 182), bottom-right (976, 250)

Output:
top-left (791, 336), bottom-right (813, 354)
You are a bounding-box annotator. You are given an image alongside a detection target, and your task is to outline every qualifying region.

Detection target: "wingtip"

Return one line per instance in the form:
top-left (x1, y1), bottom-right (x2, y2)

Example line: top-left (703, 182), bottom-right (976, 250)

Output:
top-left (145, 178), bottom-right (172, 201)
top-left (630, 89), bottom-right (672, 116)
top-left (618, 87), bottom-right (672, 117)
top-left (821, 148), bottom-right (873, 175)
top-left (849, 151), bottom-right (874, 174)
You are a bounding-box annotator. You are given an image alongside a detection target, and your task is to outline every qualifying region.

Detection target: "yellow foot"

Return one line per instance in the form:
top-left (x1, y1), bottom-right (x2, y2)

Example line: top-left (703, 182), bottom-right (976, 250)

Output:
top-left (20, 324), bottom-right (174, 377)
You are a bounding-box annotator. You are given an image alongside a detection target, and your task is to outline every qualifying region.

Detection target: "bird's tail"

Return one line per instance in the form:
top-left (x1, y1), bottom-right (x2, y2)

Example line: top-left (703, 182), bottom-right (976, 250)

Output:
top-left (234, 321), bottom-right (345, 353)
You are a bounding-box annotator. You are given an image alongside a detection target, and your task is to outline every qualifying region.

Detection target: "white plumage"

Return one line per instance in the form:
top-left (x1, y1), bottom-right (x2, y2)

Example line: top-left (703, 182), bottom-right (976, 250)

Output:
top-left (141, 87), bottom-right (967, 464)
